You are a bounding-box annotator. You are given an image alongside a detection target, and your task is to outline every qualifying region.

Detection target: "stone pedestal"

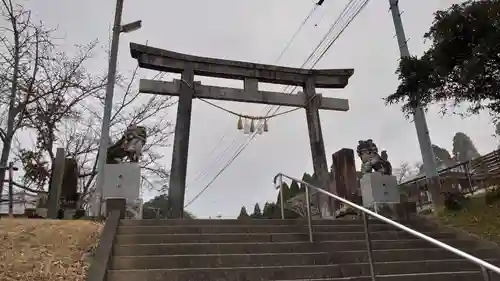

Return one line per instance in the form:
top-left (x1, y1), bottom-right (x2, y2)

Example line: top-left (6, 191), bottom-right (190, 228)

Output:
top-left (360, 172), bottom-right (416, 221)
top-left (101, 163), bottom-right (143, 219)
top-left (106, 198), bottom-right (126, 219)
top-left (360, 172), bottom-right (399, 205)
top-left (63, 209), bottom-right (76, 219)
top-left (367, 201), bottom-right (417, 222)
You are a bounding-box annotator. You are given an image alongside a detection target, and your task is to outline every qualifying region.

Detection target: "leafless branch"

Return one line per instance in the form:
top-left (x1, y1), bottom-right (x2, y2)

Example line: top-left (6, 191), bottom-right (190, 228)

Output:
top-left (0, 7), bottom-right (175, 197)
top-left (0, 1), bottom-right (60, 195)
top-left (394, 161), bottom-right (420, 184)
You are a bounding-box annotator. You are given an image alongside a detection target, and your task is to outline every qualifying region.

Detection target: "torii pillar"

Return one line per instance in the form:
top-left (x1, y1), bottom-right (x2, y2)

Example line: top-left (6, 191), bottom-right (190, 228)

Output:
top-left (130, 43), bottom-right (354, 218)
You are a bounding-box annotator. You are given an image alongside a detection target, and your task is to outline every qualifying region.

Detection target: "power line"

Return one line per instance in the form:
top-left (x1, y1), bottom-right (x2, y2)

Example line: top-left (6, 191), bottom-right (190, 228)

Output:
top-left (184, 0), bottom-right (371, 208)
top-left (184, 136), bottom-right (255, 208)
top-left (182, 84), bottom-right (312, 188)
top-left (313, 0), bottom-right (370, 66)
top-left (184, 2), bottom-right (323, 188)
top-left (180, 79), bottom-right (317, 191)
top-left (185, 1), bottom-right (367, 208)
top-left (186, 138), bottom-right (238, 185)
top-left (260, 0), bottom-right (366, 119)
top-left (269, 0), bottom-right (370, 117)
top-left (258, 0), bottom-right (331, 123)
top-left (275, 5), bottom-right (319, 64)
top-left (184, 90), bottom-right (318, 208)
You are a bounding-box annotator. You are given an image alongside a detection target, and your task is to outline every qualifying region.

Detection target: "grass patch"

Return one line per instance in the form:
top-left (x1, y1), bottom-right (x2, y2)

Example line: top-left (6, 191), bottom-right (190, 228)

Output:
top-left (436, 195), bottom-right (500, 244)
top-left (0, 218), bottom-right (102, 281)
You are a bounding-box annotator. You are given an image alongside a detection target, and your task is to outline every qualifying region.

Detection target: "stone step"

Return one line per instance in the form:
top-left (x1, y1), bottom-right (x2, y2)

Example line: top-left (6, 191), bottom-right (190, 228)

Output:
top-left (340, 259), bottom-right (498, 277)
top-left (274, 271), bottom-right (500, 281)
top-left (114, 231), bottom-right (455, 245)
top-left (118, 219), bottom-right (400, 227)
top-left (106, 259), bottom-right (497, 281)
top-left (116, 224), bottom-right (432, 235)
top-left (331, 247), bottom-right (498, 264)
top-left (110, 248), bottom-right (497, 270)
top-left (113, 239), bottom-right (477, 256)
top-left (110, 252), bottom-right (330, 270)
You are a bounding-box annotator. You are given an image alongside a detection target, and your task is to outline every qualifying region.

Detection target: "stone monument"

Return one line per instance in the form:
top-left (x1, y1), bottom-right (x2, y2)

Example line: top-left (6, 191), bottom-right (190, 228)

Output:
top-left (60, 158), bottom-right (81, 218)
top-left (330, 148), bottom-right (361, 218)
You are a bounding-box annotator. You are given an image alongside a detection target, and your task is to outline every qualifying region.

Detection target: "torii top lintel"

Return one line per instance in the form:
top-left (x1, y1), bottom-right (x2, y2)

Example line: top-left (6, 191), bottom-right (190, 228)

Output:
top-left (130, 43), bottom-right (354, 89)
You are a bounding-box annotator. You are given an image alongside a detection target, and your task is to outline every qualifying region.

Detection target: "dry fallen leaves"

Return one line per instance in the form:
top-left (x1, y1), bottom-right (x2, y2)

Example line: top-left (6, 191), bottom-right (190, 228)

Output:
top-left (0, 218), bottom-right (102, 281)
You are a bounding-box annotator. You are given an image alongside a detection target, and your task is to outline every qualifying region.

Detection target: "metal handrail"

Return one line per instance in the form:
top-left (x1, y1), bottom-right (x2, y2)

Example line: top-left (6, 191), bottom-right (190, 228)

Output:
top-left (274, 172), bottom-right (500, 281)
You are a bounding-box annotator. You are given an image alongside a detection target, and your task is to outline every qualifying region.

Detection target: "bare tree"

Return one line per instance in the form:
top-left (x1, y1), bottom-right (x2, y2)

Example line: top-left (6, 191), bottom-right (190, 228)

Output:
top-left (17, 61), bottom-right (175, 204)
top-left (68, 64), bottom-right (175, 203)
top-left (394, 161), bottom-right (420, 184)
top-left (1, 2), bottom-right (175, 205)
top-left (15, 40), bottom-right (107, 190)
top-left (393, 161), bottom-right (421, 201)
top-left (0, 0), bottom-right (60, 196)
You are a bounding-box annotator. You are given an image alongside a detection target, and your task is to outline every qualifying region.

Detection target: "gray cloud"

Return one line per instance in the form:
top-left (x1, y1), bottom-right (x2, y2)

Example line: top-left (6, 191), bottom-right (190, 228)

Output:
top-left (23, 0), bottom-right (494, 218)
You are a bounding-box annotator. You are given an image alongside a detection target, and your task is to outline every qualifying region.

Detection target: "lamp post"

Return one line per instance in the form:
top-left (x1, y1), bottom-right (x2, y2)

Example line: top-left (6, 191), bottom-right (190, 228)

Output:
top-left (94, 0), bottom-right (142, 216)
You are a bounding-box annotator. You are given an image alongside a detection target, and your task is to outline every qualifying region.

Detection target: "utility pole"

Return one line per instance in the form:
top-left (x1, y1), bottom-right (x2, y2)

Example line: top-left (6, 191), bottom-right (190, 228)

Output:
top-left (94, 0), bottom-right (142, 216)
top-left (388, 0), bottom-right (442, 206)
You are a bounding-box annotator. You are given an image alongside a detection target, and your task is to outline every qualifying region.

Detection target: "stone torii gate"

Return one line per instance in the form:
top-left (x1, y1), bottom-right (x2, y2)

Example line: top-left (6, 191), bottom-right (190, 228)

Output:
top-left (130, 43), bottom-right (354, 218)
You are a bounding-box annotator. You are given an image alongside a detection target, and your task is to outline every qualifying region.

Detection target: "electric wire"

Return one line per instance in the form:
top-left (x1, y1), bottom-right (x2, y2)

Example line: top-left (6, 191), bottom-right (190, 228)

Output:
top-left (182, 82), bottom-right (319, 208)
top-left (184, 135), bottom-right (257, 208)
top-left (261, 0), bottom-right (365, 119)
top-left (269, 0), bottom-right (371, 117)
top-left (184, 0), bottom-right (370, 208)
top-left (184, 3), bottom-right (322, 188)
top-left (188, 138), bottom-right (238, 184)
top-left (185, 0), bottom-right (371, 208)
top-left (274, 5), bottom-right (319, 64)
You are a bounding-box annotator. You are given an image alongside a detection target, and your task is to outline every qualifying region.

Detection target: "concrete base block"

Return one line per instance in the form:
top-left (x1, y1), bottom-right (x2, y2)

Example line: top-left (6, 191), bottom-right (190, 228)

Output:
top-left (368, 201), bottom-right (417, 222)
top-left (106, 198), bottom-right (126, 219)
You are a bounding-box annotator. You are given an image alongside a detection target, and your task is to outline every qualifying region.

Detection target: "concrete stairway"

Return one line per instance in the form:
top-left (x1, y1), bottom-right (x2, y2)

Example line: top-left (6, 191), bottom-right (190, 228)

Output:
top-left (107, 218), bottom-right (500, 281)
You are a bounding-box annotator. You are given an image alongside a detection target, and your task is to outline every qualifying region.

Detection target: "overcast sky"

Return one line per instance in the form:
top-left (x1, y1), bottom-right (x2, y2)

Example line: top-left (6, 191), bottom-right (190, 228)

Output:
top-left (21, 0), bottom-right (496, 218)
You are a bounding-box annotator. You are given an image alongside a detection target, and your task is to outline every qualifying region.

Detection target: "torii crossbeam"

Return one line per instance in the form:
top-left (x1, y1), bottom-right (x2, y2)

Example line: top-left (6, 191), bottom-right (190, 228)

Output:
top-left (130, 43), bottom-right (354, 218)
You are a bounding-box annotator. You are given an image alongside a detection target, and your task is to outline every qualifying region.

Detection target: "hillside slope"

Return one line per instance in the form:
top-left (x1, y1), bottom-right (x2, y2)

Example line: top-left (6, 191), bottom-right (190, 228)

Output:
top-left (436, 195), bottom-right (500, 244)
